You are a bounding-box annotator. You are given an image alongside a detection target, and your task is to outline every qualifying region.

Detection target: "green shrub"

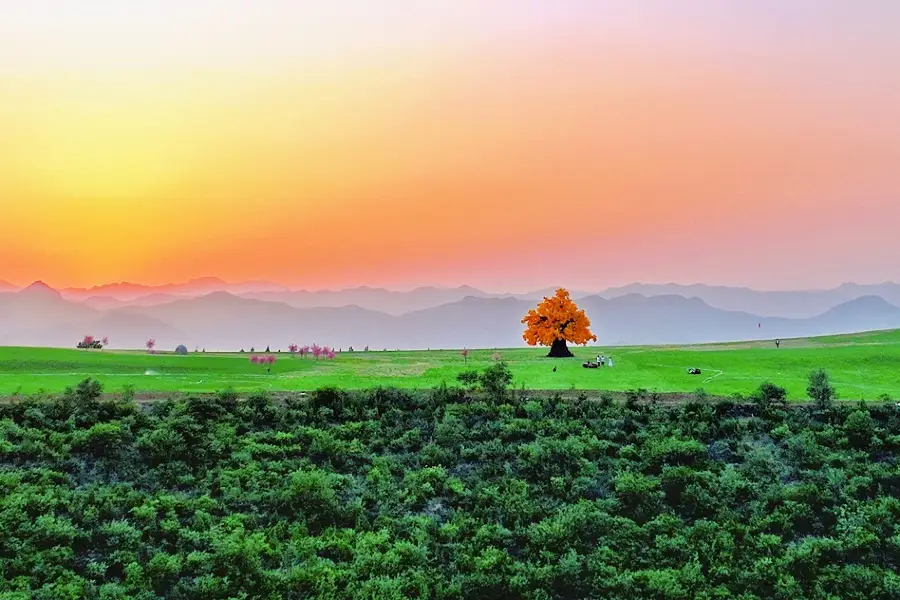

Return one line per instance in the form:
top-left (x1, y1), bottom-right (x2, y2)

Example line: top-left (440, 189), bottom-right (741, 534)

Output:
top-left (0, 379), bottom-right (896, 599)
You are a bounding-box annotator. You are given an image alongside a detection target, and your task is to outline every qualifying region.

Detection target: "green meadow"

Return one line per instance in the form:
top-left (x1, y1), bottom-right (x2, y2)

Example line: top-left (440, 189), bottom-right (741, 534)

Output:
top-left (2, 329), bottom-right (900, 400)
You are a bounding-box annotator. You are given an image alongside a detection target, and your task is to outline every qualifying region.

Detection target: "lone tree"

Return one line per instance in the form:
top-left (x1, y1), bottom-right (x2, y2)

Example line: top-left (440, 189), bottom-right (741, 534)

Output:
top-left (522, 288), bottom-right (597, 358)
top-left (807, 369), bottom-right (836, 410)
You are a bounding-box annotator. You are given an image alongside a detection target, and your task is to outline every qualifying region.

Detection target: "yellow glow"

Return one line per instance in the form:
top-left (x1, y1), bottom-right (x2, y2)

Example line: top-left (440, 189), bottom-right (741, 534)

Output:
top-left (1, 2), bottom-right (898, 289)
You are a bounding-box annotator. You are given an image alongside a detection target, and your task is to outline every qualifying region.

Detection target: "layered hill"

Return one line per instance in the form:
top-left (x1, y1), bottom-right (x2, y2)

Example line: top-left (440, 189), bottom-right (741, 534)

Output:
top-left (4, 281), bottom-right (900, 351)
top-left (7, 277), bottom-right (900, 319)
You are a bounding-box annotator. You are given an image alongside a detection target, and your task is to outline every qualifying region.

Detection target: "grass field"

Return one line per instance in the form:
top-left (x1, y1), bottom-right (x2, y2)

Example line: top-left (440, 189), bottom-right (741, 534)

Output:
top-left (2, 329), bottom-right (900, 400)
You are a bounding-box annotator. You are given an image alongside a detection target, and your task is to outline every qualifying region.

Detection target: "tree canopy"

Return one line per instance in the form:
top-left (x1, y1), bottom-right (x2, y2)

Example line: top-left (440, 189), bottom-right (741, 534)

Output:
top-left (522, 288), bottom-right (597, 357)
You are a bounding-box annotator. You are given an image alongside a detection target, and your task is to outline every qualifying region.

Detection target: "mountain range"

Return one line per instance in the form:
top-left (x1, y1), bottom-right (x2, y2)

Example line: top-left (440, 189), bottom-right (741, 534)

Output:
top-left (56, 277), bottom-right (290, 302)
top-left (600, 282), bottom-right (900, 319)
top-left (6, 277), bottom-right (900, 317)
top-left (3, 279), bottom-right (900, 351)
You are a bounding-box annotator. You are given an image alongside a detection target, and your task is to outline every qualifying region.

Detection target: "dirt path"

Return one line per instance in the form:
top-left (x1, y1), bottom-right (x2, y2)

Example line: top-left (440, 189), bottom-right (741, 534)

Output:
top-left (703, 370), bottom-right (725, 384)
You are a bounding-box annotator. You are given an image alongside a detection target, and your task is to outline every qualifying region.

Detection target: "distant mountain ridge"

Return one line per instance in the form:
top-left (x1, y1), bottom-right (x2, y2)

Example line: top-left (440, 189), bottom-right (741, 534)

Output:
top-left (4, 277), bottom-right (900, 328)
top-left (56, 277), bottom-right (290, 301)
top-left (241, 285), bottom-right (499, 315)
top-left (601, 282), bottom-right (900, 318)
top-left (4, 281), bottom-right (900, 351)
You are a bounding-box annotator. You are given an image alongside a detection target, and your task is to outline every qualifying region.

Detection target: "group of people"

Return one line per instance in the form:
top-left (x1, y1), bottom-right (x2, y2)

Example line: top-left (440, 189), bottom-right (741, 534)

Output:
top-left (581, 352), bottom-right (614, 370)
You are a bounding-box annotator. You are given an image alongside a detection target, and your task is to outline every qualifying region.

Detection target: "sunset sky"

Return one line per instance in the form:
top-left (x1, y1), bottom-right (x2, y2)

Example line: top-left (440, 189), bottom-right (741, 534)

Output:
top-left (2, 1), bottom-right (899, 292)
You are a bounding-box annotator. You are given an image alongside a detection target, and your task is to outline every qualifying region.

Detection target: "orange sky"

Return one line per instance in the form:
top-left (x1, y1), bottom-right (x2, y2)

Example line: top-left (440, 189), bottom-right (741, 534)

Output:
top-left (2, 1), bottom-right (899, 291)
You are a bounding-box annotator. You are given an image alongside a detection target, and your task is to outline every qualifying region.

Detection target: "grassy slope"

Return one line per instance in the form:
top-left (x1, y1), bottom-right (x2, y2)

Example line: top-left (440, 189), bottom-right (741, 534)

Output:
top-left (1, 329), bottom-right (900, 399)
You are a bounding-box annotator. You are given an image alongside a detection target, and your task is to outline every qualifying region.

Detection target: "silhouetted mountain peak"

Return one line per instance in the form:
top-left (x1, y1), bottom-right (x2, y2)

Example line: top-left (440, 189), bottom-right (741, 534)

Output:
top-left (19, 281), bottom-right (62, 298)
top-left (196, 291), bottom-right (243, 303)
top-left (823, 295), bottom-right (900, 316)
top-left (456, 285), bottom-right (486, 294)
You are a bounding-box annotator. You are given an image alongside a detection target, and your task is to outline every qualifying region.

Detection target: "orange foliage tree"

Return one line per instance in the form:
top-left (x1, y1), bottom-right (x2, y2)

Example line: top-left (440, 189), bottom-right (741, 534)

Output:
top-left (521, 288), bottom-right (597, 357)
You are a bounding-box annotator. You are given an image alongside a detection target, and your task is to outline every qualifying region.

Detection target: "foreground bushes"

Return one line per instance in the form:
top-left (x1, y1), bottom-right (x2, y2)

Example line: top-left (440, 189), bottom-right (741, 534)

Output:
top-left (0, 378), bottom-right (898, 599)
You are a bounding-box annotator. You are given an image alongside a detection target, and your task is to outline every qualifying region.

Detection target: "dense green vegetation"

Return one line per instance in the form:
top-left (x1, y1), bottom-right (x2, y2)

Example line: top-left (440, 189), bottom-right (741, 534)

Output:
top-left (4, 328), bottom-right (900, 398)
top-left (1, 366), bottom-right (898, 599)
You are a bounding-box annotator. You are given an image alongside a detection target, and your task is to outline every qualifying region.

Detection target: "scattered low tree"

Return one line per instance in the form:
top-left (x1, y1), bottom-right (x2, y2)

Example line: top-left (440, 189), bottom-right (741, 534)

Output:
top-left (299, 345), bottom-right (310, 359)
top-left (807, 369), bottom-right (836, 409)
top-left (522, 288), bottom-right (597, 358)
top-left (456, 362), bottom-right (514, 400)
top-left (751, 381), bottom-right (788, 414)
top-left (481, 361), bottom-right (513, 401)
top-left (456, 369), bottom-right (480, 390)
top-left (311, 344), bottom-right (323, 361)
top-left (102, 336), bottom-right (109, 347)
top-left (845, 409), bottom-right (875, 448)
top-left (288, 343), bottom-right (299, 357)
top-left (250, 355), bottom-right (276, 368)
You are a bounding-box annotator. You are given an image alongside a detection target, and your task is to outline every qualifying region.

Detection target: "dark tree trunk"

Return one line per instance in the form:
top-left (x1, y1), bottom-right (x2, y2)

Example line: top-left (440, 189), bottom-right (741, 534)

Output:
top-left (547, 338), bottom-right (573, 358)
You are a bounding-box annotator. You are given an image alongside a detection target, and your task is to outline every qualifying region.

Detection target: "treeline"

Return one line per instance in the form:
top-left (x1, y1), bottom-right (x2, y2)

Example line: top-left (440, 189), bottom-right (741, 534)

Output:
top-left (0, 368), bottom-right (898, 599)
